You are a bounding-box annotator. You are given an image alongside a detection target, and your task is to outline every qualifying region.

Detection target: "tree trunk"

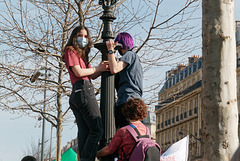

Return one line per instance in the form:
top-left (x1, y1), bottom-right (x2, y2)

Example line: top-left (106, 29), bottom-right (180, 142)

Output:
top-left (55, 97), bottom-right (63, 161)
top-left (55, 60), bottom-right (64, 161)
top-left (202, 0), bottom-right (239, 160)
top-left (56, 116), bottom-right (63, 161)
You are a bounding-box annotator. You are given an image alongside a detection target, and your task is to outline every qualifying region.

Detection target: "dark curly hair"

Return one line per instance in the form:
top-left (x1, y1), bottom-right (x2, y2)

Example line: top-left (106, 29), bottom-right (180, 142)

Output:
top-left (122, 98), bottom-right (148, 121)
top-left (21, 156), bottom-right (37, 161)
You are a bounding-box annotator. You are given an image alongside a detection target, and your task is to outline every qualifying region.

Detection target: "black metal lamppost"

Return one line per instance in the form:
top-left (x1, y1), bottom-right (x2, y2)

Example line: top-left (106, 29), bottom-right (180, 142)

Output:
top-left (94, 0), bottom-right (119, 161)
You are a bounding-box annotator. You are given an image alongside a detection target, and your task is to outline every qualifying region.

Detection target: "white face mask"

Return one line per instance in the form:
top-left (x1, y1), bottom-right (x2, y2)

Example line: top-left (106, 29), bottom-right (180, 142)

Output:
top-left (77, 37), bottom-right (88, 48)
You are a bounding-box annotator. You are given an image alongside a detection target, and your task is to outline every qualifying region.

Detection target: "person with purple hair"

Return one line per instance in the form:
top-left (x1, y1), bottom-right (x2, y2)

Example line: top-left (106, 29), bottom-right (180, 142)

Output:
top-left (106, 32), bottom-right (143, 130)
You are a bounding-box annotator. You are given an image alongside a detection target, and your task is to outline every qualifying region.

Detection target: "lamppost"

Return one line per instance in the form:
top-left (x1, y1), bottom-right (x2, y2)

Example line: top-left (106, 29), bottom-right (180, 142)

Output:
top-left (94, 1), bottom-right (120, 161)
top-left (30, 65), bottom-right (49, 161)
top-left (179, 131), bottom-right (201, 142)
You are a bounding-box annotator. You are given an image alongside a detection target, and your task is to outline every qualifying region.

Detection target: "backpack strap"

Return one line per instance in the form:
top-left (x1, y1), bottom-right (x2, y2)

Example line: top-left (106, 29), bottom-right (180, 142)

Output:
top-left (129, 124), bottom-right (141, 136)
top-left (126, 124), bottom-right (150, 141)
top-left (121, 147), bottom-right (129, 161)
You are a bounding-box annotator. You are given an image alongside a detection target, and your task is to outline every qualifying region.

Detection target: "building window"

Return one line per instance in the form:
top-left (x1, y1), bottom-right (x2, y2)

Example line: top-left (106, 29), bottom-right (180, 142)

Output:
top-left (184, 104), bottom-right (187, 118)
top-left (185, 68), bottom-right (188, 77)
top-left (173, 109), bottom-right (175, 121)
top-left (195, 98), bottom-right (198, 114)
top-left (194, 107), bottom-right (198, 114)
top-left (165, 132), bottom-right (168, 145)
top-left (172, 117), bottom-right (175, 123)
top-left (189, 66), bottom-right (192, 76)
top-left (172, 76), bottom-right (176, 85)
top-left (176, 115), bottom-right (179, 122)
top-left (180, 72), bottom-right (184, 80)
top-left (193, 63), bottom-right (197, 72)
top-left (168, 119), bottom-right (171, 125)
top-left (169, 131), bottom-right (172, 144)
top-left (165, 113), bottom-right (168, 125)
top-left (161, 122), bottom-right (164, 128)
top-left (169, 111), bottom-right (171, 122)
top-left (172, 130), bottom-right (175, 143)
top-left (157, 124), bottom-right (160, 129)
top-left (189, 109), bottom-right (192, 116)
top-left (180, 113), bottom-right (183, 120)
top-left (198, 59), bottom-right (202, 69)
top-left (162, 134), bottom-right (164, 146)
top-left (177, 106), bottom-right (179, 117)
top-left (162, 114), bottom-right (164, 125)
top-left (184, 112), bottom-right (187, 118)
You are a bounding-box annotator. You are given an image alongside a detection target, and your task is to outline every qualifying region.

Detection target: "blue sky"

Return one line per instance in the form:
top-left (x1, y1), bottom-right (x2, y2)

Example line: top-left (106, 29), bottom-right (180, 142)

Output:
top-left (0, 1), bottom-right (240, 161)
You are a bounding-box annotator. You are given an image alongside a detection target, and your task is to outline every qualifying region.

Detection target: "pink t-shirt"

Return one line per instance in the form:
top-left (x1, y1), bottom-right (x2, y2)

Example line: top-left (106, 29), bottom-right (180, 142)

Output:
top-left (64, 48), bottom-right (91, 84)
top-left (107, 122), bottom-right (147, 161)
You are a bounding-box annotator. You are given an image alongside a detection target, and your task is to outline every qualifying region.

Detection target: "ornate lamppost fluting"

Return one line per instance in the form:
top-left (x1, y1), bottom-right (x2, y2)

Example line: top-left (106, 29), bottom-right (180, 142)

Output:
top-left (94, 1), bottom-right (119, 161)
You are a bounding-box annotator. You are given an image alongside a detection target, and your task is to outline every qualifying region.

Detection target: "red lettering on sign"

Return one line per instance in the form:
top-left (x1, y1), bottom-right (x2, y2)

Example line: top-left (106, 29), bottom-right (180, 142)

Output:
top-left (161, 156), bottom-right (176, 161)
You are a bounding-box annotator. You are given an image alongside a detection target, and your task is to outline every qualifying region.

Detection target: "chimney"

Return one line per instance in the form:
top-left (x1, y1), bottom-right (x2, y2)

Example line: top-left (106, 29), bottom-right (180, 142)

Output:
top-left (177, 64), bottom-right (186, 72)
top-left (167, 68), bottom-right (178, 79)
top-left (188, 55), bottom-right (199, 65)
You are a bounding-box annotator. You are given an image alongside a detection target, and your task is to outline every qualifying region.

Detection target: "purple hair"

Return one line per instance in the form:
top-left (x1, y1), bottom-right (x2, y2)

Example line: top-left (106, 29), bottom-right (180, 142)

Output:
top-left (114, 32), bottom-right (134, 50)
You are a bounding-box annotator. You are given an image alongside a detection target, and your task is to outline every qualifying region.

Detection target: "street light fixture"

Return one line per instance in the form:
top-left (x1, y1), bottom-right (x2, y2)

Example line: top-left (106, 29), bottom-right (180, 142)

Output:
top-left (178, 131), bottom-right (201, 141)
top-left (30, 71), bottom-right (41, 83)
top-left (94, 1), bottom-right (120, 161)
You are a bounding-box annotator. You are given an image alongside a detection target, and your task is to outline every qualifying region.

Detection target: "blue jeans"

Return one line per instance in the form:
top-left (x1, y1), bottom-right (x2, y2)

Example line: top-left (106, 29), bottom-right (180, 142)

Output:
top-left (70, 80), bottom-right (103, 161)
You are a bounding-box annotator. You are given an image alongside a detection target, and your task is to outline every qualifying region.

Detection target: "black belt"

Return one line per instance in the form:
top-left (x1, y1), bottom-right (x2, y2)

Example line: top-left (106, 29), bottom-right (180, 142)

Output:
top-left (72, 79), bottom-right (91, 90)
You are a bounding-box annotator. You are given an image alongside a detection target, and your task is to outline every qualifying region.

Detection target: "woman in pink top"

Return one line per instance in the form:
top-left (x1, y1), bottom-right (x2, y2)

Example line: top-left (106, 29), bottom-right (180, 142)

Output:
top-left (63, 25), bottom-right (109, 161)
top-left (96, 98), bottom-right (148, 160)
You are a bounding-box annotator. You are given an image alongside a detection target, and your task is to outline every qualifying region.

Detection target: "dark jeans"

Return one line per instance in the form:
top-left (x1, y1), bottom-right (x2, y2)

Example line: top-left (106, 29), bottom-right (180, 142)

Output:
top-left (114, 103), bottom-right (130, 130)
top-left (70, 80), bottom-right (103, 161)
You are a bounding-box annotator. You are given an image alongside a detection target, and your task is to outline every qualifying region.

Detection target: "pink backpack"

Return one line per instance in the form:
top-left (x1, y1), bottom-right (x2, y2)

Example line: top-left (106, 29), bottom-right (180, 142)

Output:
top-left (124, 124), bottom-right (161, 161)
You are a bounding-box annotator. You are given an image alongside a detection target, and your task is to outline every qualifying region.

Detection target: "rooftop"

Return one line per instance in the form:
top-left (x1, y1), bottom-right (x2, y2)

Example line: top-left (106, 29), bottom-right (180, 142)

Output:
top-left (159, 56), bottom-right (202, 94)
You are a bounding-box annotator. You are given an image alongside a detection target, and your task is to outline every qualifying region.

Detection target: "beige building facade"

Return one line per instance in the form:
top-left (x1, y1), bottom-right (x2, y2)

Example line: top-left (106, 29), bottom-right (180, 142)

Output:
top-left (155, 56), bottom-right (202, 160)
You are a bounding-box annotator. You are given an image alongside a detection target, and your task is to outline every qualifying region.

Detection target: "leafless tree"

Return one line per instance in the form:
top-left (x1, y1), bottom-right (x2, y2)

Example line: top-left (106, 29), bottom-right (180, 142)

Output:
top-left (0, 0), bottom-right (200, 160)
